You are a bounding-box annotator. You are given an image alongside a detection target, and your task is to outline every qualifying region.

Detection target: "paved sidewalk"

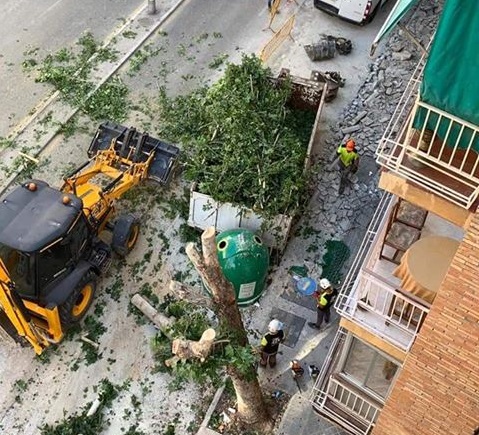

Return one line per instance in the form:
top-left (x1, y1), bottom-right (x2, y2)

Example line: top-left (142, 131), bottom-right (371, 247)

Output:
top-left (277, 394), bottom-right (347, 435)
top-left (249, 266), bottom-right (349, 435)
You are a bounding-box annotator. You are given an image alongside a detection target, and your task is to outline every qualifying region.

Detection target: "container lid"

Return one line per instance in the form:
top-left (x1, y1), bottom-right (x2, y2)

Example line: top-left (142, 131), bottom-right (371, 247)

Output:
top-left (296, 277), bottom-right (317, 296)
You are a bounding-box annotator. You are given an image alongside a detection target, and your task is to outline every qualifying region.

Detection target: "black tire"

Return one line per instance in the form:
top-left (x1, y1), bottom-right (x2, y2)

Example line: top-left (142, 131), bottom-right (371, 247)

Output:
top-left (112, 214), bottom-right (140, 256)
top-left (60, 272), bottom-right (97, 328)
top-left (363, 4), bottom-right (379, 24)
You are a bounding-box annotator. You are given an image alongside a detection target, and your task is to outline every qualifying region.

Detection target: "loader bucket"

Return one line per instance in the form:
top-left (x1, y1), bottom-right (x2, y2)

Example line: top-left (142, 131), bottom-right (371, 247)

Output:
top-left (88, 121), bottom-right (180, 185)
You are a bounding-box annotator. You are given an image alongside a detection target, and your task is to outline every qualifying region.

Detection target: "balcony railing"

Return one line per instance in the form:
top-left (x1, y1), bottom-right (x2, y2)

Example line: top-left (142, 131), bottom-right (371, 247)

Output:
top-left (311, 329), bottom-right (381, 435)
top-left (336, 192), bottom-right (395, 304)
top-left (334, 189), bottom-right (430, 350)
top-left (337, 269), bottom-right (430, 351)
top-left (376, 51), bottom-right (479, 209)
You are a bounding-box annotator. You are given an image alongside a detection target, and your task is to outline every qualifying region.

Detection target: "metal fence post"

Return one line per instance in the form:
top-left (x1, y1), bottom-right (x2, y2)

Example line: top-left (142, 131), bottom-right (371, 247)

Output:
top-left (147, 0), bottom-right (157, 15)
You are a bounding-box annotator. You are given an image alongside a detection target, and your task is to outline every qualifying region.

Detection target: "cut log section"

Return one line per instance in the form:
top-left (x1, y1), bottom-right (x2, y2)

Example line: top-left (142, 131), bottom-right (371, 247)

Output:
top-left (165, 328), bottom-right (216, 367)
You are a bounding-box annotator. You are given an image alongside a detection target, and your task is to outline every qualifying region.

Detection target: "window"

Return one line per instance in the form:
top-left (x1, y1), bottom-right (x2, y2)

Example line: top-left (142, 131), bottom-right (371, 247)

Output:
top-left (37, 240), bottom-right (71, 294)
top-left (342, 336), bottom-right (399, 399)
top-left (68, 215), bottom-right (89, 261)
top-left (0, 243), bottom-right (35, 297)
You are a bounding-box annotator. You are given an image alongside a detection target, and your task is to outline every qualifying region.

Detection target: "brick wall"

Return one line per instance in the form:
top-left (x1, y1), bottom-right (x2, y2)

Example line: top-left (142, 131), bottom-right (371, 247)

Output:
top-left (373, 213), bottom-right (479, 435)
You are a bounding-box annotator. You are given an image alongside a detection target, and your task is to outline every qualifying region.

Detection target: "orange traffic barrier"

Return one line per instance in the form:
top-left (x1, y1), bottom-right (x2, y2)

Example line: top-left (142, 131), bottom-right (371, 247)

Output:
top-left (260, 14), bottom-right (296, 63)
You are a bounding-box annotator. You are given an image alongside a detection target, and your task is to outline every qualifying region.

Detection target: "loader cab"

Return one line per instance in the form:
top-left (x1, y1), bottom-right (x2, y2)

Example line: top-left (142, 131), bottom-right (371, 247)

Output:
top-left (0, 180), bottom-right (90, 303)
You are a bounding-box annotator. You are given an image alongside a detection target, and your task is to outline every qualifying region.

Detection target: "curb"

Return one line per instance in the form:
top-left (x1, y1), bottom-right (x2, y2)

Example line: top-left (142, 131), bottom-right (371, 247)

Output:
top-left (196, 382), bottom-right (226, 435)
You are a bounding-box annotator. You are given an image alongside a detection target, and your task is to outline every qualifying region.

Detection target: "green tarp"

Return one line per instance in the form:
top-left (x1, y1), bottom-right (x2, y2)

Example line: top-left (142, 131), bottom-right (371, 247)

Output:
top-left (370, 0), bottom-right (418, 55)
top-left (416, 0), bottom-right (479, 151)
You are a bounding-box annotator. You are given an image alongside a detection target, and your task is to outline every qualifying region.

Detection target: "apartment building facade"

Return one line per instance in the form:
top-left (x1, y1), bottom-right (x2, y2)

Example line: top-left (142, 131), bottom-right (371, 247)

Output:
top-left (310, 0), bottom-right (479, 434)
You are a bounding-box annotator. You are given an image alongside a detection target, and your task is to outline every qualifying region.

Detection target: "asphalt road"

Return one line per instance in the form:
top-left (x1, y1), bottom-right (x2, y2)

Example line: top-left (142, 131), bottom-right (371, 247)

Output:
top-left (0, 0), bottom-right (145, 137)
top-left (121, 0), bottom-right (395, 111)
top-left (122, 0), bottom-right (275, 99)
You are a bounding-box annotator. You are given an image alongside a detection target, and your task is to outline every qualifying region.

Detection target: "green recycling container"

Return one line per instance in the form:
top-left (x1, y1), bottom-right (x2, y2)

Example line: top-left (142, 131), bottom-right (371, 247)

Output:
top-left (215, 229), bottom-right (269, 307)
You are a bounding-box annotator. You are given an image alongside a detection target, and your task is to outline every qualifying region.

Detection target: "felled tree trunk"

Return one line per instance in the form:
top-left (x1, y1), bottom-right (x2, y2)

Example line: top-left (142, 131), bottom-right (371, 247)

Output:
top-left (186, 227), bottom-right (272, 431)
top-left (131, 293), bottom-right (174, 339)
top-left (165, 328), bottom-right (216, 367)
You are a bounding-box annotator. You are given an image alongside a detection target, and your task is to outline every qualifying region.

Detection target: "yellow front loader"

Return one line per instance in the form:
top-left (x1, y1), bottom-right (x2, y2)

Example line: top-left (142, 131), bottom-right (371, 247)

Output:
top-left (0, 121), bottom-right (179, 354)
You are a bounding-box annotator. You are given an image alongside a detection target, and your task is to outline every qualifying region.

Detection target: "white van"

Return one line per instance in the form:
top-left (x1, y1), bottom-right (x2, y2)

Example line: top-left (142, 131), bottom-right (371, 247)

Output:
top-left (314, 0), bottom-right (390, 24)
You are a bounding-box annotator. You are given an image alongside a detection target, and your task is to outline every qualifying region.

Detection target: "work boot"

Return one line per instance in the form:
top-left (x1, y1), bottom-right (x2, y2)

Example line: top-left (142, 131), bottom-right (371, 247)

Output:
top-left (308, 322), bottom-right (320, 329)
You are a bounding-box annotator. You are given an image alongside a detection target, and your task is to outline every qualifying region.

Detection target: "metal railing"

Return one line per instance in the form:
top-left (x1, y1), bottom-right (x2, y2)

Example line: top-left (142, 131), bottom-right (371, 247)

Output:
top-left (334, 192), bottom-right (394, 305)
top-left (376, 46), bottom-right (479, 209)
top-left (311, 330), bottom-right (382, 435)
top-left (334, 189), bottom-right (429, 350)
top-left (327, 376), bottom-right (381, 434)
top-left (337, 269), bottom-right (430, 351)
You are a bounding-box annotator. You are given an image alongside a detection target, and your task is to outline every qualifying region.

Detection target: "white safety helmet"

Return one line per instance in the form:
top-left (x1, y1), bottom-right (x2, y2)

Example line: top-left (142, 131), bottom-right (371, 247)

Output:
top-left (268, 319), bottom-right (283, 333)
top-left (319, 278), bottom-right (331, 290)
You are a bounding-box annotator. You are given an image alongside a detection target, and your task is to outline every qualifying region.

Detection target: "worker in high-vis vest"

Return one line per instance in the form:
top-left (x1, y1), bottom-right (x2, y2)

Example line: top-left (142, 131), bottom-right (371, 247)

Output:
top-left (259, 319), bottom-right (285, 368)
top-left (336, 138), bottom-right (359, 194)
top-left (308, 278), bottom-right (338, 330)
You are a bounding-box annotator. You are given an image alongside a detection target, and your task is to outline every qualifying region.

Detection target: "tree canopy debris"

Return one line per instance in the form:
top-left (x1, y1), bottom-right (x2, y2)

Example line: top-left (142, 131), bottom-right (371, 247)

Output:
top-left (157, 54), bottom-right (314, 217)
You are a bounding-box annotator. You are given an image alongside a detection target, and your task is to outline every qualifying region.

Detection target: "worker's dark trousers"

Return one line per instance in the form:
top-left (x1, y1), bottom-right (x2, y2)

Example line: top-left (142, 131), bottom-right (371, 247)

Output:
top-left (316, 306), bottom-right (331, 328)
top-left (260, 351), bottom-right (277, 368)
top-left (338, 161), bottom-right (353, 194)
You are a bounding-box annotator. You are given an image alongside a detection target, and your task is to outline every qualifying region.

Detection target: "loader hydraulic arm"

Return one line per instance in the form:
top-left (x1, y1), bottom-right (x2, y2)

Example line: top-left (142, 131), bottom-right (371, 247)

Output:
top-left (0, 259), bottom-right (50, 354)
top-left (60, 133), bottom-right (157, 228)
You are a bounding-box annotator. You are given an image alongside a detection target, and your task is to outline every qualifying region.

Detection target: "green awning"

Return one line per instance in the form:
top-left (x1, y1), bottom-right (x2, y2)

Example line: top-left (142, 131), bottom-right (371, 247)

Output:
top-left (370, 0), bottom-right (419, 55)
top-left (414, 0), bottom-right (479, 151)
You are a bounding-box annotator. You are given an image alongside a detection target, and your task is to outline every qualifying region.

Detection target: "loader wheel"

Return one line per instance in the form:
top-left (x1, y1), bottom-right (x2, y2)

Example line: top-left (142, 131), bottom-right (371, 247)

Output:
top-left (112, 214), bottom-right (140, 256)
top-left (60, 273), bottom-right (97, 328)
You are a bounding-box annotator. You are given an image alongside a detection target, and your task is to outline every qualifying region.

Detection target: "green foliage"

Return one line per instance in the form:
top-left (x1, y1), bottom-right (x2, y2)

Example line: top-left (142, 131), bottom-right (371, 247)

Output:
top-left (151, 296), bottom-right (221, 386)
top-left (178, 223), bottom-right (200, 244)
top-left (105, 276), bottom-right (124, 302)
top-left (81, 315), bottom-right (107, 365)
top-left (151, 334), bottom-right (173, 373)
top-left (30, 32), bottom-right (128, 122)
top-left (0, 136), bottom-right (15, 150)
top-left (40, 379), bottom-right (119, 435)
top-left (167, 358), bottom-right (222, 391)
top-left (151, 297), bottom-right (258, 391)
top-left (122, 30), bottom-right (138, 39)
top-left (157, 54), bottom-right (313, 217)
top-left (160, 297), bottom-right (210, 341)
top-left (40, 412), bottom-right (104, 435)
top-left (139, 282), bottom-right (159, 305)
top-left (57, 117), bottom-right (81, 138)
top-left (127, 43), bottom-right (164, 76)
top-left (83, 77), bottom-right (130, 121)
top-left (160, 191), bottom-right (190, 220)
top-left (124, 426), bottom-right (146, 435)
top-left (223, 344), bottom-right (257, 380)
top-left (208, 53), bottom-right (229, 69)
top-left (13, 379), bottom-right (28, 392)
top-left (12, 378), bottom-right (29, 403)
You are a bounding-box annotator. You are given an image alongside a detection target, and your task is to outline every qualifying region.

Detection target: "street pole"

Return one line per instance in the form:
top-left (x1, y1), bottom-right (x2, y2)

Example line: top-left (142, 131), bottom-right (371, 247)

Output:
top-left (147, 0), bottom-right (157, 15)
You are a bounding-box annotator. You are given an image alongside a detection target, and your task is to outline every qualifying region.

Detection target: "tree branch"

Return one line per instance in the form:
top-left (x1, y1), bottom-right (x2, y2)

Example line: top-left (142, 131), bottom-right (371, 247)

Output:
top-left (169, 280), bottom-right (213, 309)
top-left (201, 227), bottom-right (217, 268)
top-left (131, 294), bottom-right (174, 339)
